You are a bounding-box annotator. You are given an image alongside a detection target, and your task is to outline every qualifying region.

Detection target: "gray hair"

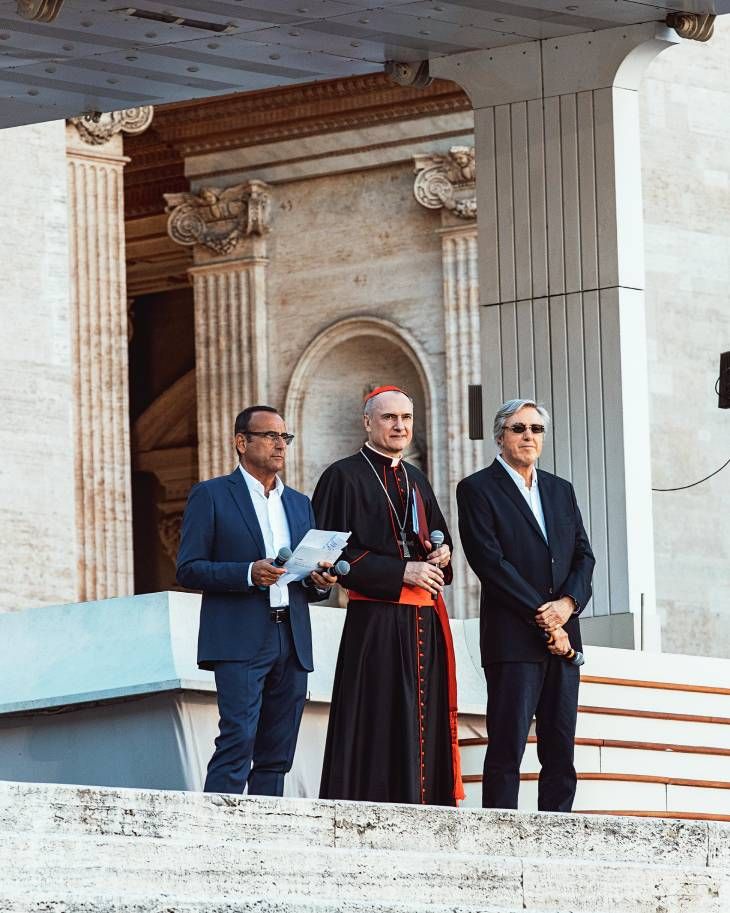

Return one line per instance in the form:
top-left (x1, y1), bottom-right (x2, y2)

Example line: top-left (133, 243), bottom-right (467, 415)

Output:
top-left (363, 389), bottom-right (414, 418)
top-left (493, 398), bottom-right (551, 449)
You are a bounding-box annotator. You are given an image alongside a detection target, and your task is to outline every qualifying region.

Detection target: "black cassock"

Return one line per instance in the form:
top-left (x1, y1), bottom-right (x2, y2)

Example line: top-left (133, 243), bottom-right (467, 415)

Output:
top-left (313, 446), bottom-right (456, 806)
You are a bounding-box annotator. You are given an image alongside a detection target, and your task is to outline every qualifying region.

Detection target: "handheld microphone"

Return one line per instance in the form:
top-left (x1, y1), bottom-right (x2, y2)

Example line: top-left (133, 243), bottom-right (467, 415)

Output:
top-left (428, 530), bottom-right (445, 600)
top-left (430, 529), bottom-right (445, 549)
top-left (328, 559), bottom-right (350, 580)
top-left (257, 547), bottom-right (293, 590)
top-left (543, 631), bottom-right (585, 667)
top-left (273, 547), bottom-right (293, 567)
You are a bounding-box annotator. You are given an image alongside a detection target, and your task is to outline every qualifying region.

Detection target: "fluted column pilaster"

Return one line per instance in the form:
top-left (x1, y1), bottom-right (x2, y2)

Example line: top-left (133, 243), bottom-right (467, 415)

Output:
top-left (165, 181), bottom-right (271, 481)
top-left (66, 123), bottom-right (139, 600)
top-left (441, 227), bottom-right (481, 618)
top-left (414, 147), bottom-right (481, 618)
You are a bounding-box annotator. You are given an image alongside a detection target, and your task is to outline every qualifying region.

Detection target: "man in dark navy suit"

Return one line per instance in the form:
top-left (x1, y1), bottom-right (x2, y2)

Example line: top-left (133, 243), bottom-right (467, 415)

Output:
top-left (457, 399), bottom-right (595, 812)
top-left (177, 405), bottom-right (335, 796)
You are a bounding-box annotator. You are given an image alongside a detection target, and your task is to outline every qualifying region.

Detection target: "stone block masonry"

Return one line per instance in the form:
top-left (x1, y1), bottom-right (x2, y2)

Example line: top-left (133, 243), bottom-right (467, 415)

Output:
top-left (0, 121), bottom-right (77, 612)
top-left (0, 781), bottom-right (728, 912)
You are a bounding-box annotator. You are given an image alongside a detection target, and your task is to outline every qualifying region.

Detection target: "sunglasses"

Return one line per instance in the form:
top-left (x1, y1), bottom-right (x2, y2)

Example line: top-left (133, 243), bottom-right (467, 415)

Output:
top-left (504, 423), bottom-right (545, 435)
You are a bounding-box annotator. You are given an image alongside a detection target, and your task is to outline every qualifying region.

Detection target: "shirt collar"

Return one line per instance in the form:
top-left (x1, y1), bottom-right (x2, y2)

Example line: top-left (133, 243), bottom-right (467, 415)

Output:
top-left (497, 453), bottom-right (537, 490)
top-left (238, 463), bottom-right (284, 498)
top-left (364, 441), bottom-right (403, 468)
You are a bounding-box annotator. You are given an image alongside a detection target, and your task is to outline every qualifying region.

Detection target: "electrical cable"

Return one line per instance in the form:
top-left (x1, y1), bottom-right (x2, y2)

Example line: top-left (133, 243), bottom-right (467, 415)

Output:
top-left (652, 455), bottom-right (730, 492)
top-left (652, 371), bottom-right (729, 492)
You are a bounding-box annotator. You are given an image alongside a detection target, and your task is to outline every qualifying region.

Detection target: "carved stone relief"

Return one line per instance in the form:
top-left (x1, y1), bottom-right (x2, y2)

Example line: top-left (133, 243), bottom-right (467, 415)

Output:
top-left (158, 512), bottom-right (184, 565)
top-left (666, 12), bottom-right (715, 42)
top-left (165, 181), bottom-right (271, 256)
top-left (16, 0), bottom-right (65, 22)
top-left (68, 107), bottom-right (155, 146)
top-left (413, 146), bottom-right (476, 220)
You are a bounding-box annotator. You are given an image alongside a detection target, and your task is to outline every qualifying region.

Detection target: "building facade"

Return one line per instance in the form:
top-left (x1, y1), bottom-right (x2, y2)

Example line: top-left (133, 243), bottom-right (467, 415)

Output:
top-left (1, 22), bottom-right (729, 655)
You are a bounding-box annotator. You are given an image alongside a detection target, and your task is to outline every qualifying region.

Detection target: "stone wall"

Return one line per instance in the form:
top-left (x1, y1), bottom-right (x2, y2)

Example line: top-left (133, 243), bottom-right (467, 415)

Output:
top-left (267, 163), bottom-right (449, 504)
top-left (641, 19), bottom-right (730, 657)
top-left (0, 121), bottom-right (77, 611)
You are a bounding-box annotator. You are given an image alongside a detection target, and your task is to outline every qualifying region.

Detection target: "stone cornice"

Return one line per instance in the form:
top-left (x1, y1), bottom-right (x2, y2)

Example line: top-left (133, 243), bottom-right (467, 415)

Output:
top-left (124, 74), bottom-right (469, 219)
top-left (143, 74), bottom-right (469, 157)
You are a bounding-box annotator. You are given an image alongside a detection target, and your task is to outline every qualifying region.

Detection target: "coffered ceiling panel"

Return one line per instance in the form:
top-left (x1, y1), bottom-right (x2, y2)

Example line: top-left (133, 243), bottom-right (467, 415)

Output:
top-left (0, 0), bottom-right (728, 128)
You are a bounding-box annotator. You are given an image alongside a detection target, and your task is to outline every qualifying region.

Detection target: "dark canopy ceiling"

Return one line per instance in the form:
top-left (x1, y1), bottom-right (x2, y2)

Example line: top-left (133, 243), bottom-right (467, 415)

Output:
top-left (0, 0), bottom-right (728, 128)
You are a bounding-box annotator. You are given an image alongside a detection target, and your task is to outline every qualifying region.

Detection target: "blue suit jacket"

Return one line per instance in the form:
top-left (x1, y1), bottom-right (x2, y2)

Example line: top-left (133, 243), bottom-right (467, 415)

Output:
top-left (176, 468), bottom-right (315, 671)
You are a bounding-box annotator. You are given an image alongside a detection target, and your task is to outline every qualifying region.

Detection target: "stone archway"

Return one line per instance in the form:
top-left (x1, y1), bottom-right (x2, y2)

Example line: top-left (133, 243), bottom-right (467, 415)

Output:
top-left (284, 317), bottom-right (439, 499)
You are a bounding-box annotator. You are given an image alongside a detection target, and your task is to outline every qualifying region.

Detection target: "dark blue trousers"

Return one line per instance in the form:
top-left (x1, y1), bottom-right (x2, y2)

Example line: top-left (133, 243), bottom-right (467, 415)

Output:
top-left (204, 619), bottom-right (308, 796)
top-left (483, 657), bottom-right (579, 812)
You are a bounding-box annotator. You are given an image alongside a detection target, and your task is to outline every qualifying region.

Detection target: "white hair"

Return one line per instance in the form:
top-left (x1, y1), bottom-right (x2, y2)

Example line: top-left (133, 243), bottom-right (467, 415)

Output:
top-left (363, 389), bottom-right (413, 417)
top-left (493, 398), bottom-right (551, 449)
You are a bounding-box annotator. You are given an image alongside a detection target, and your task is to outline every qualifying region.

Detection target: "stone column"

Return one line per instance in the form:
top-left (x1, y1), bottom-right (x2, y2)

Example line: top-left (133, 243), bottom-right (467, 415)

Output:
top-left (65, 107), bottom-right (153, 601)
top-left (433, 24), bottom-right (680, 647)
top-left (165, 181), bottom-right (271, 480)
top-left (414, 148), bottom-right (481, 619)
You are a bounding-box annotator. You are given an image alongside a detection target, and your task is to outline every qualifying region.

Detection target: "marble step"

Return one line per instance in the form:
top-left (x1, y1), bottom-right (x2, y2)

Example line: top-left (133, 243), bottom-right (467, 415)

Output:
top-left (3, 782), bottom-right (728, 869)
top-left (0, 897), bottom-right (637, 913)
top-left (0, 833), bottom-right (727, 913)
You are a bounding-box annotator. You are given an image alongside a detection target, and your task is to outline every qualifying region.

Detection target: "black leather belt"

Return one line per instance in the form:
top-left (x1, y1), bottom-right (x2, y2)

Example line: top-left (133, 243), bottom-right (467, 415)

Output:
top-left (270, 608), bottom-right (289, 624)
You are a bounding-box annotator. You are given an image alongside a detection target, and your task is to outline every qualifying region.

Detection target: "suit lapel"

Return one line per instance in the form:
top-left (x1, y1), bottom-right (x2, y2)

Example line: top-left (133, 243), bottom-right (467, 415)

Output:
top-left (536, 469), bottom-right (555, 545)
top-left (281, 486), bottom-right (305, 549)
top-left (227, 469), bottom-right (266, 556)
top-left (490, 460), bottom-right (549, 547)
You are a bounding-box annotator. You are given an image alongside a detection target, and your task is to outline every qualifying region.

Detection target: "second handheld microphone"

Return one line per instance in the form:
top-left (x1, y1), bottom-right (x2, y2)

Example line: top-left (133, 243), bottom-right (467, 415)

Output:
top-left (257, 547), bottom-right (293, 590)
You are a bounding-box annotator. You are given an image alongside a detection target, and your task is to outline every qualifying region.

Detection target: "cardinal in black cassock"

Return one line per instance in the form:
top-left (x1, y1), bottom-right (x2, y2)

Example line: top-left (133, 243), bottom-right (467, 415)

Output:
top-left (313, 385), bottom-right (464, 806)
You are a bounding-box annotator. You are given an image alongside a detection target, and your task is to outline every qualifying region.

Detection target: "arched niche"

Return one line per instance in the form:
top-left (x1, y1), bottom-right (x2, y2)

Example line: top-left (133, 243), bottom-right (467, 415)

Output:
top-left (284, 317), bottom-right (439, 497)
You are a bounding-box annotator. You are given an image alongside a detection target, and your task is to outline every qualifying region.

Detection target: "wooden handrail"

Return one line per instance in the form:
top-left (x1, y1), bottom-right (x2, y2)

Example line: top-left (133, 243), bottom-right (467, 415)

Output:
top-left (578, 810), bottom-right (730, 822)
top-left (578, 704), bottom-right (730, 725)
top-left (463, 772), bottom-right (730, 789)
top-left (459, 735), bottom-right (730, 756)
top-left (579, 675), bottom-right (730, 696)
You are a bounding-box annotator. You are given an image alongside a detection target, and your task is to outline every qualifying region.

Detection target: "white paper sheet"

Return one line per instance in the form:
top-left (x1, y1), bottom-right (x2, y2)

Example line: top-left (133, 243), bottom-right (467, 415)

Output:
top-left (279, 529), bottom-right (350, 584)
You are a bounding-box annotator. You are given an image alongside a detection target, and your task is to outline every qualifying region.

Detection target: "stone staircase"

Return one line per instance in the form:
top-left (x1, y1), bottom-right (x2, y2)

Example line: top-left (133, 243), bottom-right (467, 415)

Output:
top-left (1, 780), bottom-right (728, 913)
top-left (459, 648), bottom-right (730, 820)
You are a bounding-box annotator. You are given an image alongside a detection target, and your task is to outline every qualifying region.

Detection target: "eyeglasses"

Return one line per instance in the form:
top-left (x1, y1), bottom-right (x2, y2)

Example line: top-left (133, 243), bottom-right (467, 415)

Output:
top-left (242, 431), bottom-right (295, 446)
top-left (504, 423), bottom-right (545, 435)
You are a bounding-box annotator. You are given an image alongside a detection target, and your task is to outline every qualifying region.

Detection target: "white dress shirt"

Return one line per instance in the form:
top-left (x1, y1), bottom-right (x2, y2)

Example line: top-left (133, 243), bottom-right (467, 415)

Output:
top-left (240, 465), bottom-right (291, 607)
top-left (497, 454), bottom-right (548, 542)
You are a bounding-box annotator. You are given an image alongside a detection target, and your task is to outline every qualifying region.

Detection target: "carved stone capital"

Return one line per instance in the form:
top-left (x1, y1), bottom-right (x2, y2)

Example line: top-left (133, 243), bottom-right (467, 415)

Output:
top-left (385, 60), bottom-right (432, 89)
top-left (68, 107), bottom-right (154, 145)
top-left (666, 12), bottom-right (715, 42)
top-left (413, 146), bottom-right (476, 220)
top-left (16, 0), bottom-right (65, 22)
top-left (165, 180), bottom-right (271, 256)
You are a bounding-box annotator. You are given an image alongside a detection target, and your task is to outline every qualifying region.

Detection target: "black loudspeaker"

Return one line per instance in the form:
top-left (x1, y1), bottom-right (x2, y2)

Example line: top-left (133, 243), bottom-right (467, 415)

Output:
top-left (468, 385), bottom-right (484, 439)
top-left (719, 351), bottom-right (730, 409)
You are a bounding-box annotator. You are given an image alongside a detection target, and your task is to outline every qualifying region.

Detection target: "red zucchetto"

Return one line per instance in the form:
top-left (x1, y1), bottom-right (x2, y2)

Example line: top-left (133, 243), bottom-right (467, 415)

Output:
top-left (363, 385), bottom-right (409, 404)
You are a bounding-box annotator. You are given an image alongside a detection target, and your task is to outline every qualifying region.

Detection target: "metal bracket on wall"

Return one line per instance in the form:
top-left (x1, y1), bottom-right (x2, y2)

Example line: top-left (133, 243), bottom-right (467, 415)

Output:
top-left (468, 385), bottom-right (484, 440)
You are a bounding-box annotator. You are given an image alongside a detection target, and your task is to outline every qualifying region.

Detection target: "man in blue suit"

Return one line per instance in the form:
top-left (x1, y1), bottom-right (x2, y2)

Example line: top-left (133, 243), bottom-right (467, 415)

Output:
top-left (177, 405), bottom-right (334, 796)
